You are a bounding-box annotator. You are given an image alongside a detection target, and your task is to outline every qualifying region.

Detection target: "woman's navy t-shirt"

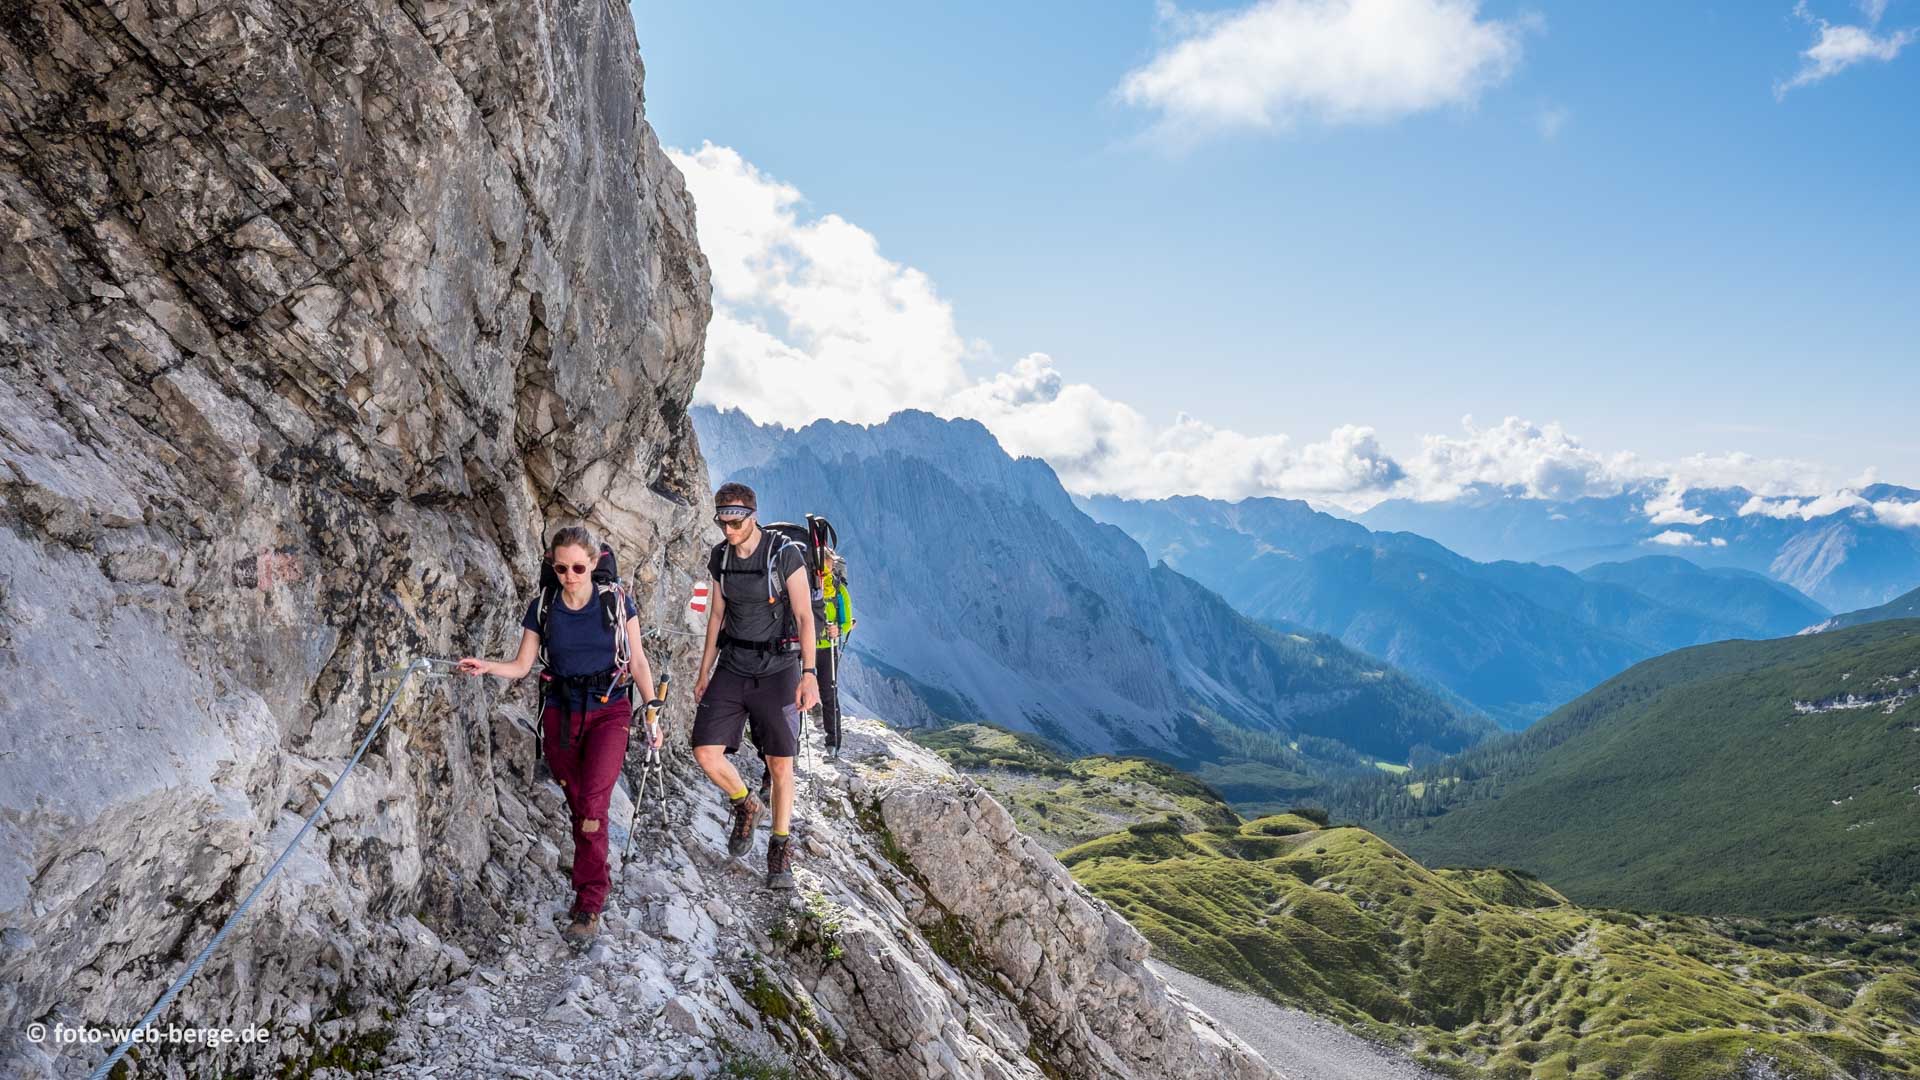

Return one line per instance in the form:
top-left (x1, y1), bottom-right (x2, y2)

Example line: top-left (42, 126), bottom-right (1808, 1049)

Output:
top-left (522, 590), bottom-right (638, 705)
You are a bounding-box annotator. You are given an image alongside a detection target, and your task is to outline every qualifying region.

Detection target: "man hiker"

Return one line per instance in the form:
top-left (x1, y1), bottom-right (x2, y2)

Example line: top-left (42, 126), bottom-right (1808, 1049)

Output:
top-left (753, 532), bottom-right (853, 795)
top-left (458, 525), bottom-right (661, 943)
top-left (692, 483), bottom-right (820, 888)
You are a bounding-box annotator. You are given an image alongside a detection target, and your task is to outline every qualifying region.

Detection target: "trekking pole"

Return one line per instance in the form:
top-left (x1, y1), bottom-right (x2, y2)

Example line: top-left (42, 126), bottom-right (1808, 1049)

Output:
top-left (620, 674), bottom-right (669, 886)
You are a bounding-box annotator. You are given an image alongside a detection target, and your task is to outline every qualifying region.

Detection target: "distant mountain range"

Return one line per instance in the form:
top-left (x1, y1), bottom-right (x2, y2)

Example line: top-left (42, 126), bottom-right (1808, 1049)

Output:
top-left (1324, 619), bottom-right (1920, 918)
top-left (1803, 585), bottom-right (1920, 634)
top-left (692, 406), bottom-right (1493, 803)
top-left (1080, 494), bottom-right (1828, 729)
top-left (1354, 481), bottom-right (1920, 612)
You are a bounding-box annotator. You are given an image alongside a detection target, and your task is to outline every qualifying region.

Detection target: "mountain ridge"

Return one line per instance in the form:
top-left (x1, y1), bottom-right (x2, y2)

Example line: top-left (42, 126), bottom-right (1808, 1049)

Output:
top-left (1082, 493), bottom-right (1827, 729)
top-left (1357, 482), bottom-right (1920, 610)
top-left (692, 406), bottom-right (1493, 798)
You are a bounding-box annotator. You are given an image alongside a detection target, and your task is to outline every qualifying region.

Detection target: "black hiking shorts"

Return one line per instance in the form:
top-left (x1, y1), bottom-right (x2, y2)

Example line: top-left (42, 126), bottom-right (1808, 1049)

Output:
top-left (692, 665), bottom-right (801, 758)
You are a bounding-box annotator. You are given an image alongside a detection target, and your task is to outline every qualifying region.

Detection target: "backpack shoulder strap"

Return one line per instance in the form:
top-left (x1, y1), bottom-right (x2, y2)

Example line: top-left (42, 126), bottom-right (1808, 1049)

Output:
top-left (535, 585), bottom-right (557, 668)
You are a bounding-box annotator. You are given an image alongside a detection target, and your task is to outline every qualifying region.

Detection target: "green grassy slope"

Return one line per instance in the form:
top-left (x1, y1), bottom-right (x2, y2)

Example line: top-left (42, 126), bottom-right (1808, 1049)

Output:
top-left (910, 723), bottom-right (1240, 851)
top-left (1321, 621), bottom-right (1920, 917)
top-left (1064, 819), bottom-right (1920, 1080)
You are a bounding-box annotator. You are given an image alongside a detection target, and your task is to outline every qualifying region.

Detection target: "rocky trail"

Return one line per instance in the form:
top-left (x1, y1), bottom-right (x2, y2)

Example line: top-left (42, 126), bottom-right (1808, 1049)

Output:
top-left (357, 717), bottom-right (1282, 1079)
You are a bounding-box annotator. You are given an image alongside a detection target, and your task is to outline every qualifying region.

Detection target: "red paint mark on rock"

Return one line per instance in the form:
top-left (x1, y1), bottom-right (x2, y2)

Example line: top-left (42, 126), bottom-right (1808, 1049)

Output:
top-left (257, 550), bottom-right (303, 590)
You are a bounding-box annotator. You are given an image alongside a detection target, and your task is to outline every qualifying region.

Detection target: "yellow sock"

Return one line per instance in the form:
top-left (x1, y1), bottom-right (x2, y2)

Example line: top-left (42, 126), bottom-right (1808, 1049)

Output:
top-left (729, 788), bottom-right (748, 801)
top-left (772, 829), bottom-right (788, 838)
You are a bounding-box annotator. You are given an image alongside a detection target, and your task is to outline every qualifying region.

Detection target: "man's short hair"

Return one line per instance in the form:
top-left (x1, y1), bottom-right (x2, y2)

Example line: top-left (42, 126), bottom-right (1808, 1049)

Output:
top-left (714, 482), bottom-right (756, 510)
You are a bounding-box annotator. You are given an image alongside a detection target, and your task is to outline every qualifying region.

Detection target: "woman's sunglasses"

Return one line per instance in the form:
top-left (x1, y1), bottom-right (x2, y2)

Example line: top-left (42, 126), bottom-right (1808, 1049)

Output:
top-left (552, 562), bottom-right (590, 576)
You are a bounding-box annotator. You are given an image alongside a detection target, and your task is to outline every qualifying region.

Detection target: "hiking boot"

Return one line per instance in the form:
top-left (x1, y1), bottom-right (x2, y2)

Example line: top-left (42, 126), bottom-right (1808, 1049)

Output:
top-left (727, 793), bottom-right (763, 858)
top-left (766, 834), bottom-right (796, 890)
top-left (825, 742), bottom-right (842, 761)
top-left (563, 910), bottom-right (600, 944)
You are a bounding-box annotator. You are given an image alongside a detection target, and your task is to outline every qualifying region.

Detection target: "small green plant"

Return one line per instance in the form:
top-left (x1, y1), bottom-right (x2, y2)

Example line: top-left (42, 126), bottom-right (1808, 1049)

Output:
top-left (1286, 805), bottom-right (1332, 827)
top-left (772, 890), bottom-right (848, 962)
top-left (719, 1048), bottom-right (794, 1079)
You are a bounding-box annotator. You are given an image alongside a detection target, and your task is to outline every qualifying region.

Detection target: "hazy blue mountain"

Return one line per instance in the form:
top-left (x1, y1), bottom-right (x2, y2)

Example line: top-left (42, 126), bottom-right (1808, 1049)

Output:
top-left (1578, 556), bottom-right (1828, 635)
top-left (1355, 482), bottom-right (1920, 611)
top-left (1802, 584), bottom-right (1920, 634)
top-left (691, 406), bottom-right (1493, 799)
top-left (1081, 495), bottom-right (1829, 729)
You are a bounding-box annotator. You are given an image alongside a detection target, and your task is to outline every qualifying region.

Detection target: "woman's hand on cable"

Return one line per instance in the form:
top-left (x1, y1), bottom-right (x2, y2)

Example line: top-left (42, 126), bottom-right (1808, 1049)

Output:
top-left (796, 671), bottom-right (821, 712)
top-left (457, 657), bottom-right (492, 676)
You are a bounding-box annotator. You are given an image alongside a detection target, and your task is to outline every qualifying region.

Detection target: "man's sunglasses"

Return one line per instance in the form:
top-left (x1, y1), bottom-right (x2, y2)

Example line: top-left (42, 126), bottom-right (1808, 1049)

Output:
top-left (552, 562), bottom-right (590, 576)
top-left (713, 508), bottom-right (754, 528)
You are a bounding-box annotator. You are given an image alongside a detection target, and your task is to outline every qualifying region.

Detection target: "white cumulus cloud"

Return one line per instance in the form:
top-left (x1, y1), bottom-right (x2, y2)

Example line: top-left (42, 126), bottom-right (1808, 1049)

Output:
top-left (1403, 416), bottom-right (1642, 502)
top-left (1644, 482), bottom-right (1716, 526)
top-left (1118, 0), bottom-right (1531, 140)
top-left (1660, 450), bottom-right (1840, 497)
top-left (1649, 531), bottom-right (1729, 548)
top-left (669, 142), bottom-right (974, 427)
top-left (949, 354), bottom-right (1405, 500)
top-left (671, 142), bottom-right (1902, 518)
top-left (673, 145), bottom-right (1406, 505)
top-left (1738, 491), bottom-right (1872, 519)
top-left (1776, 1), bottom-right (1916, 99)
top-left (1871, 500), bottom-right (1920, 528)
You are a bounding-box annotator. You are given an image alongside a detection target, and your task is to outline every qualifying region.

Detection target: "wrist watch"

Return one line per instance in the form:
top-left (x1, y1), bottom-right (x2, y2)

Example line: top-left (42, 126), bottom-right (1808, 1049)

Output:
top-left (802, 667), bottom-right (817, 676)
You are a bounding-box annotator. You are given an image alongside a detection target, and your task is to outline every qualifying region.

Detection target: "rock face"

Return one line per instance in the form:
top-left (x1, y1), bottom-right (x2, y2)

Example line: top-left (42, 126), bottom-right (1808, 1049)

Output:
top-left (0, 0), bottom-right (711, 1072)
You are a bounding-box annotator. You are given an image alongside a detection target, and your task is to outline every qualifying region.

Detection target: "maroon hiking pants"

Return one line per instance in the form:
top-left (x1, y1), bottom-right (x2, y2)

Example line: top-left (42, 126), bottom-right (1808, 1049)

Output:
top-left (542, 700), bottom-right (630, 914)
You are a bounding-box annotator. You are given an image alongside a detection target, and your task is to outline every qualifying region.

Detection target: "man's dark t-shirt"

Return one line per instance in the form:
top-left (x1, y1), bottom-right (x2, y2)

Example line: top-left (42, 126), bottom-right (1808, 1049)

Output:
top-left (708, 531), bottom-right (807, 678)
top-left (522, 590), bottom-right (638, 706)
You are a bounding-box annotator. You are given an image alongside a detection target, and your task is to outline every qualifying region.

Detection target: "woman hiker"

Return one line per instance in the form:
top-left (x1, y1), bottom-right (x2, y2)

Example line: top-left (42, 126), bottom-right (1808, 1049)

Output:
top-left (457, 525), bottom-right (659, 943)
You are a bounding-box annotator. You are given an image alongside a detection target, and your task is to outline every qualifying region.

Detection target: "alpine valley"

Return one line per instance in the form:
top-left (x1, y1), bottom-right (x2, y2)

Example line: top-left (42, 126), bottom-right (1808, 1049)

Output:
top-left (1080, 494), bottom-right (1837, 730)
top-left (697, 407), bottom-right (1920, 1079)
top-left (692, 405), bottom-right (1494, 811)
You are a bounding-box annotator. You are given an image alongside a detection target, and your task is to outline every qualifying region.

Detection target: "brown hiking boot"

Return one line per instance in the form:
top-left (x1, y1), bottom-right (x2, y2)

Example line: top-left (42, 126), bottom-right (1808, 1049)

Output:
top-left (727, 793), bottom-right (763, 858)
top-left (766, 834), bottom-right (796, 890)
top-left (563, 910), bottom-right (600, 944)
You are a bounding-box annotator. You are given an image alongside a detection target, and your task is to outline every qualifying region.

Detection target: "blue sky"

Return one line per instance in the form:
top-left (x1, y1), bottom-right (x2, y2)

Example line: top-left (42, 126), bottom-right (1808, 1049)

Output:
top-left (632, 1), bottom-right (1919, 508)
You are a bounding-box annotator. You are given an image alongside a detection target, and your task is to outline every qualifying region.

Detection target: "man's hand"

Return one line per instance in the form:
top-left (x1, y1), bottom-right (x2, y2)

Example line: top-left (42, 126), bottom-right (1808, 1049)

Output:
top-left (457, 657), bottom-right (491, 676)
top-left (694, 674), bottom-right (710, 701)
top-left (796, 671), bottom-right (821, 712)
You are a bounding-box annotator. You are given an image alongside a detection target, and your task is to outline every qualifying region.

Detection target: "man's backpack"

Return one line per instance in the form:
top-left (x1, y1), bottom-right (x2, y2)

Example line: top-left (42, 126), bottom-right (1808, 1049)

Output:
top-left (713, 514), bottom-right (838, 650)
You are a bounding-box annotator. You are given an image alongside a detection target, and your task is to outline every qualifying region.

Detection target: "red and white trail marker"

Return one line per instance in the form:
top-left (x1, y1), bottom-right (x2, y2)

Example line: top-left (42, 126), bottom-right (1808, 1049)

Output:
top-left (685, 582), bottom-right (709, 629)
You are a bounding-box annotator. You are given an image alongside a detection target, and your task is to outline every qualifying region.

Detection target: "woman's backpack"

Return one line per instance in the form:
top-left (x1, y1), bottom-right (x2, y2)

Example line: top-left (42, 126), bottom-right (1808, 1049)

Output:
top-left (531, 542), bottom-right (635, 758)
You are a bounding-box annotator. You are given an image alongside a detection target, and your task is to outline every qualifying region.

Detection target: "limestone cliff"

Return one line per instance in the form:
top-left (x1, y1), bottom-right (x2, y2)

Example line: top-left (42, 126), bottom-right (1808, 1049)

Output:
top-left (0, 0), bottom-right (711, 1071)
